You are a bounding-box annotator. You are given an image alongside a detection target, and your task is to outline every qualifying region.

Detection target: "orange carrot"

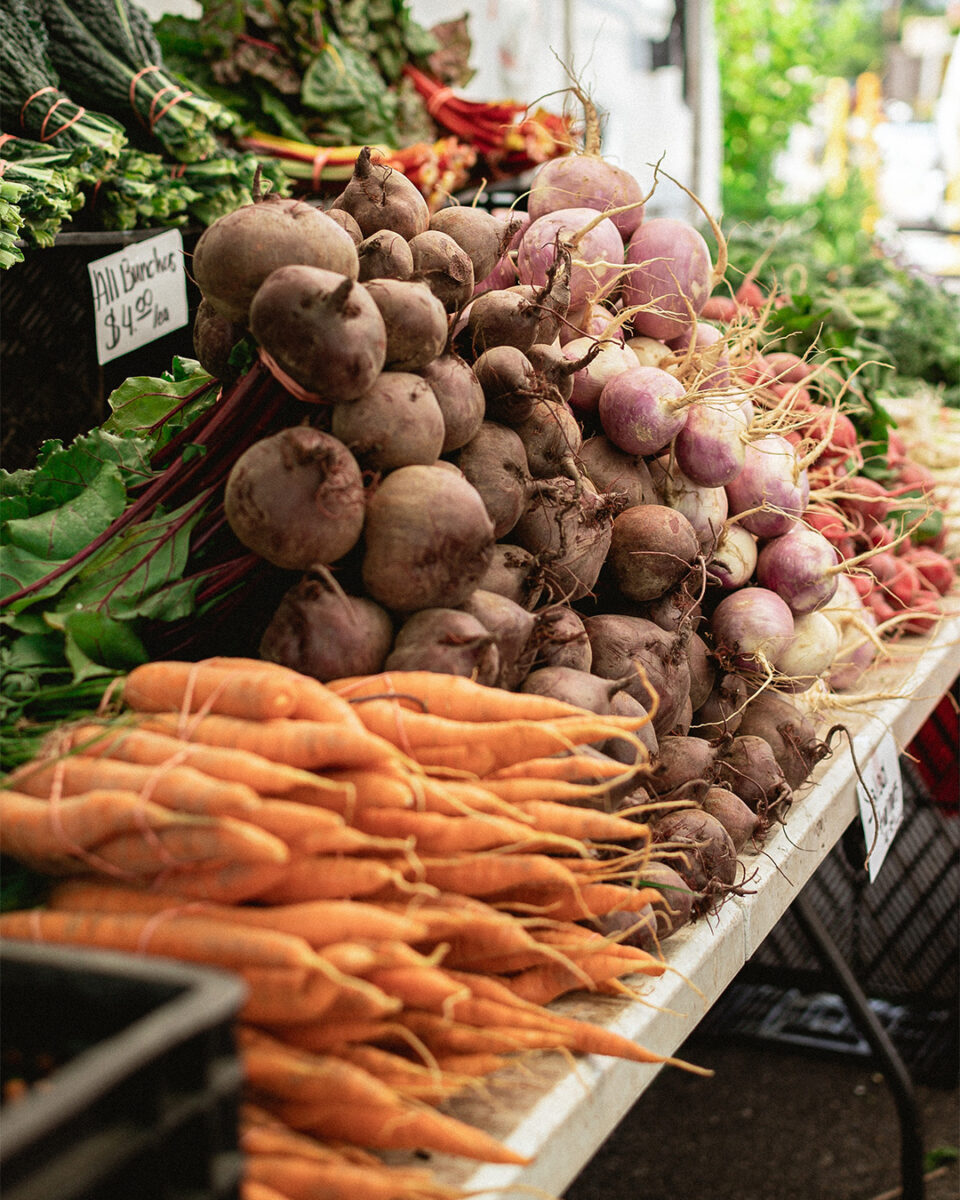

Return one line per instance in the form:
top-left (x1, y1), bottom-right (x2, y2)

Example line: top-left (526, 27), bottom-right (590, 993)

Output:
top-left (485, 753), bottom-right (640, 783)
top-left (391, 1011), bottom-right (572, 1056)
top-left (254, 857), bottom-right (416, 903)
top-left (136, 713), bottom-right (402, 771)
top-left (491, 882), bottom-right (664, 923)
top-left (197, 656), bottom-right (367, 728)
top-left (61, 724), bottom-right (354, 808)
top-left (412, 852), bottom-right (585, 898)
top-left (512, 799), bottom-right (651, 844)
top-left (264, 1096), bottom-right (531, 1163)
top-left (348, 806), bottom-right (581, 857)
top-left (362, 965), bottom-right (471, 1014)
top-left (137, 860), bottom-right (289, 903)
top-left (47, 881), bottom-right (432, 948)
top-left (278, 1019), bottom-right (408, 1054)
top-left (416, 775), bottom-right (534, 822)
top-left (502, 954), bottom-right (661, 1005)
top-left (123, 661), bottom-right (300, 722)
top-left (241, 1178), bottom-right (293, 1200)
top-left (302, 767), bottom-right (417, 813)
top-left (244, 1154), bottom-right (464, 1200)
top-left (330, 671), bottom-right (593, 722)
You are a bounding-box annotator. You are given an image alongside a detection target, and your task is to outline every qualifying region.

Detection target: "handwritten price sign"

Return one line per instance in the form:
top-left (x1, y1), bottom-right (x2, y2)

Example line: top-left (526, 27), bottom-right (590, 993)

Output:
top-left (87, 229), bottom-right (189, 365)
top-left (856, 730), bottom-right (904, 882)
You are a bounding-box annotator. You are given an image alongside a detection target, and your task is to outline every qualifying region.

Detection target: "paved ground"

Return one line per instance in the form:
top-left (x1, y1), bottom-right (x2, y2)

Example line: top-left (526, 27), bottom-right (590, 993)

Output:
top-left (564, 1036), bottom-right (959, 1200)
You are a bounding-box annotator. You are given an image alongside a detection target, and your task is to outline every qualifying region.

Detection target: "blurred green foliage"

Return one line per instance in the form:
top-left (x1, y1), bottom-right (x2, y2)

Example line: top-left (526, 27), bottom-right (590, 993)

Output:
top-left (717, 0), bottom-right (886, 223)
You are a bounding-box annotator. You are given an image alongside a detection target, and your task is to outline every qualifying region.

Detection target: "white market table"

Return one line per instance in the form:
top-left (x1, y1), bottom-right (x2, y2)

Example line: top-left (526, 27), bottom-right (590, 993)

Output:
top-left (412, 594), bottom-right (960, 1200)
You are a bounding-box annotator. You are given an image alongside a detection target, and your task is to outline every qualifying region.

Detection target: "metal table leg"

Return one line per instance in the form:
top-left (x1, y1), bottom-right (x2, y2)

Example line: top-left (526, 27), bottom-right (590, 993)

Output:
top-left (791, 891), bottom-right (927, 1200)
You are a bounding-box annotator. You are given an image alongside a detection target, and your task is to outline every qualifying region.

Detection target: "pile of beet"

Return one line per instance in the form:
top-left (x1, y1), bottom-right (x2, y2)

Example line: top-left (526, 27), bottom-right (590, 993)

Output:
top-left (187, 143), bottom-right (954, 944)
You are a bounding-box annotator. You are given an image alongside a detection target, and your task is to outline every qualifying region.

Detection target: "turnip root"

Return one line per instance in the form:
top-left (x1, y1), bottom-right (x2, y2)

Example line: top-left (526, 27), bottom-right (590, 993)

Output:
top-left (649, 459), bottom-right (729, 553)
top-left (386, 608), bottom-right (499, 684)
top-left (707, 521), bottom-right (758, 589)
top-left (429, 205), bottom-right (503, 282)
top-left (673, 396), bottom-right (748, 487)
top-left (710, 587), bottom-right (795, 673)
top-left (565, 338), bottom-right (639, 419)
top-left (560, 301), bottom-right (623, 346)
top-left (577, 437), bottom-right (656, 508)
top-left (736, 689), bottom-right (829, 792)
top-left (193, 195), bottom-right (360, 324)
top-left (513, 399), bottom-right (583, 483)
top-left (584, 613), bottom-right (692, 737)
top-left (418, 354), bottom-right (485, 453)
top-left (520, 665), bottom-right (634, 716)
top-left (477, 544), bottom-right (545, 610)
top-left (462, 589), bottom-right (537, 691)
top-left (357, 229), bottom-right (414, 281)
top-left (756, 526), bottom-right (841, 614)
top-left (607, 504), bottom-right (701, 603)
top-left (330, 372), bottom-right (445, 473)
top-left (192, 298), bottom-right (244, 381)
top-left (701, 786), bottom-right (760, 853)
top-left (532, 605), bottom-right (592, 671)
top-left (361, 464), bottom-right (496, 612)
top-left (653, 810), bottom-right (738, 895)
top-left (725, 433), bottom-right (809, 539)
top-left (692, 671), bottom-right (749, 739)
top-left (527, 341), bottom-right (601, 404)
top-left (647, 734), bottom-right (719, 803)
top-left (362, 278), bottom-right (448, 371)
top-left (456, 422), bottom-right (533, 539)
top-left (330, 146), bottom-right (429, 240)
top-left (409, 229), bottom-right (475, 312)
top-left (625, 335), bottom-right (674, 369)
top-left (259, 572), bottom-right (394, 681)
top-left (224, 426), bottom-right (365, 570)
top-left (775, 610), bottom-right (841, 692)
top-left (513, 479), bottom-right (619, 602)
top-left (598, 366), bottom-right (689, 456)
top-left (716, 734), bottom-right (792, 823)
top-left (250, 266), bottom-right (386, 400)
top-left (472, 345), bottom-right (542, 425)
top-left (517, 207), bottom-right (625, 309)
top-left (622, 217), bottom-right (713, 341)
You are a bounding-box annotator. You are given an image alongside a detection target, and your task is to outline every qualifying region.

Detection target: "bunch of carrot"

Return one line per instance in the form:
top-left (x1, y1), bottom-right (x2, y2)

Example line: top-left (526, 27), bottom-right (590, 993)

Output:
top-left (0, 657), bottom-right (703, 1200)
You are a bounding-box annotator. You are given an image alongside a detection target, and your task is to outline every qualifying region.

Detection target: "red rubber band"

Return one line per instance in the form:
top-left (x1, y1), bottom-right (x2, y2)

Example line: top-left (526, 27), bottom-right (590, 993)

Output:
top-left (426, 86), bottom-right (455, 118)
top-left (311, 148), bottom-right (329, 189)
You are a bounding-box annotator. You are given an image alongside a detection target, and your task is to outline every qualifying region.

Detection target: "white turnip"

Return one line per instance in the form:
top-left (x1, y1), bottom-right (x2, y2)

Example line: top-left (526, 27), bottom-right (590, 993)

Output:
top-left (673, 396), bottom-right (748, 487)
top-left (517, 207), bottom-right (624, 309)
top-left (622, 217), bottom-right (713, 341)
top-left (598, 366), bottom-right (689, 456)
top-left (707, 521), bottom-right (758, 590)
top-left (756, 526), bottom-right (841, 614)
top-left (725, 433), bottom-right (809, 539)
top-left (710, 586), bottom-right (795, 673)
top-left (565, 338), bottom-right (639, 418)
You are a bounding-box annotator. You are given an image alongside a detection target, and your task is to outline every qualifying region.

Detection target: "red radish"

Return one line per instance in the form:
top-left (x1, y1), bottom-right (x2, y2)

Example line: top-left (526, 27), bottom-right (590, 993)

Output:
top-left (330, 372), bottom-right (446, 473)
top-left (250, 266), bottom-right (386, 401)
top-left (259, 573), bottom-right (394, 682)
top-left (701, 294), bottom-right (741, 323)
top-left (725, 433), bottom-right (809, 538)
top-left (560, 300), bottom-right (625, 346)
top-left (901, 546), bottom-right (955, 596)
top-left (710, 587), bottom-right (796, 672)
top-left (607, 504), bottom-right (701, 603)
top-left (192, 195), bottom-right (360, 324)
top-left (707, 521), bottom-right (758, 589)
top-left (804, 506), bottom-right (849, 542)
top-left (735, 279), bottom-right (765, 309)
top-left (224, 427), bottom-right (365, 571)
top-left (598, 365), bottom-right (689, 456)
top-left (762, 351), bottom-right (812, 385)
top-left (902, 591), bottom-right (942, 635)
top-left (755, 526), bottom-right (841, 614)
top-left (622, 218), bottom-right (713, 341)
top-left (361, 464), bottom-right (496, 612)
top-left (833, 475), bottom-right (890, 524)
top-left (673, 396), bottom-right (748, 487)
top-left (564, 338), bottom-right (638, 418)
top-left (517, 207), bottom-right (625, 309)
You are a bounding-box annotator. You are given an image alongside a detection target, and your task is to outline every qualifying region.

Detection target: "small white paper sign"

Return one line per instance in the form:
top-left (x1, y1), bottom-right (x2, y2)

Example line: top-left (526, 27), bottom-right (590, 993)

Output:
top-left (87, 229), bottom-right (189, 364)
top-left (856, 729), bottom-right (904, 881)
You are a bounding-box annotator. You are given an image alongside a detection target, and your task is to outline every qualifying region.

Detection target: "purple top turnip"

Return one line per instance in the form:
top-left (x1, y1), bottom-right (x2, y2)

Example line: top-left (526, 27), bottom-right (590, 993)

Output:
top-left (598, 365), bottom-right (689, 456)
top-left (517, 207), bottom-right (624, 310)
top-left (622, 218), bottom-right (713, 341)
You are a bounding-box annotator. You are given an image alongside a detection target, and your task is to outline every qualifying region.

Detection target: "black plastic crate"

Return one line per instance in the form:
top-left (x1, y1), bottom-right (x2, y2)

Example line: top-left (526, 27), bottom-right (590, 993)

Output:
top-left (1, 941), bottom-right (247, 1200)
